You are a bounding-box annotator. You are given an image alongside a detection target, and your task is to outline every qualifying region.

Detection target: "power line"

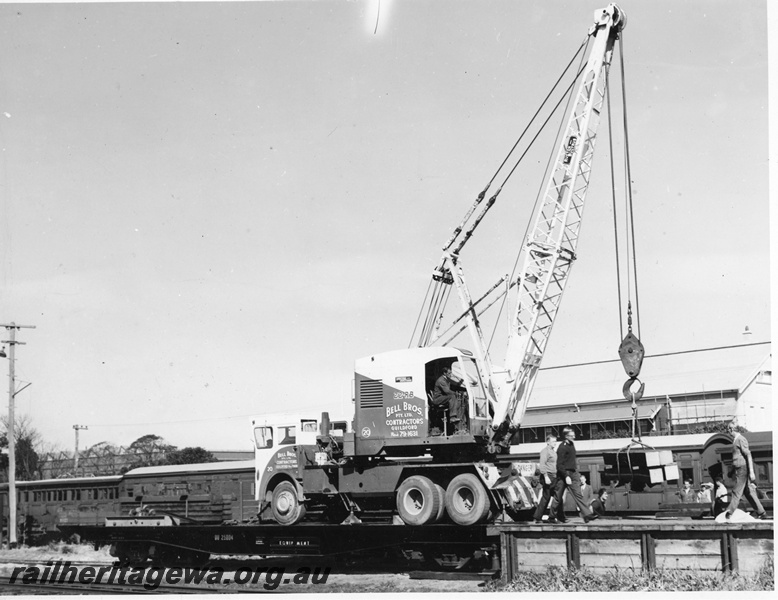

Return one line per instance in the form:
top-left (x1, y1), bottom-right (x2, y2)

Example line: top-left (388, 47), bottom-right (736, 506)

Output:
top-left (541, 341), bottom-right (771, 372)
top-left (88, 406), bottom-right (328, 429)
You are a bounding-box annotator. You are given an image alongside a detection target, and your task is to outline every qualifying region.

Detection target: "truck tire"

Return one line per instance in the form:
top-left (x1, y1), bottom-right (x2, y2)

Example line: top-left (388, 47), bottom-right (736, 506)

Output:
top-left (396, 475), bottom-right (442, 526)
top-left (445, 473), bottom-right (490, 525)
top-left (270, 480), bottom-right (307, 525)
top-left (433, 483), bottom-right (446, 523)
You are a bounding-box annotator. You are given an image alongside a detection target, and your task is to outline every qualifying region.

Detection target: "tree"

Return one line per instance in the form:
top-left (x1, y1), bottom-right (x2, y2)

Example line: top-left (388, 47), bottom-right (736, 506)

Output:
top-left (0, 415), bottom-right (43, 480)
top-left (122, 434), bottom-right (177, 472)
top-left (166, 447), bottom-right (217, 465)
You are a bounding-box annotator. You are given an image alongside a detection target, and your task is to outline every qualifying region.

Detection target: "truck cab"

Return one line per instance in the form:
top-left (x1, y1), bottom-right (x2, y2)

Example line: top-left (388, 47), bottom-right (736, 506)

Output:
top-left (349, 347), bottom-right (491, 457)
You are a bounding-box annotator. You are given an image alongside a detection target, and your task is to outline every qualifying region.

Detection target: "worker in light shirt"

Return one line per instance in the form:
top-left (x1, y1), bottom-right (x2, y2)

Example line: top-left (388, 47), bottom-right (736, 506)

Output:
top-left (533, 434), bottom-right (559, 524)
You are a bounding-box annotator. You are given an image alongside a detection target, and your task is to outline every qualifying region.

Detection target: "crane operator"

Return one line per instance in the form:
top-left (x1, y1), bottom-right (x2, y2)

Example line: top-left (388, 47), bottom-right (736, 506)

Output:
top-left (431, 365), bottom-right (468, 434)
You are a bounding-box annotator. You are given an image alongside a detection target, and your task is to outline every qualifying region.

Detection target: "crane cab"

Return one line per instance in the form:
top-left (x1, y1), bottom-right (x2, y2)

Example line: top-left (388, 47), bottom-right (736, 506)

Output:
top-left (350, 347), bottom-right (490, 457)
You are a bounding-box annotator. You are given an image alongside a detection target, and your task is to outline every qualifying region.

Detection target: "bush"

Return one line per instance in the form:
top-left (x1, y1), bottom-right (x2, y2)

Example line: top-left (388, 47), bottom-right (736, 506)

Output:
top-left (488, 558), bottom-right (774, 592)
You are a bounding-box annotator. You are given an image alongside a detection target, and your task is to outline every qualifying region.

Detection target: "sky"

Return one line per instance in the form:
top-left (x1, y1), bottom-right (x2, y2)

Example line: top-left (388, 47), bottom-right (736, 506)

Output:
top-left (0, 0), bottom-right (771, 455)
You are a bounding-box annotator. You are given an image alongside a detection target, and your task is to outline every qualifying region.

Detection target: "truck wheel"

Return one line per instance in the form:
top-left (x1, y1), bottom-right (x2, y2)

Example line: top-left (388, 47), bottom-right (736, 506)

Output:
top-left (396, 475), bottom-right (442, 526)
top-left (271, 481), bottom-right (307, 525)
top-left (433, 483), bottom-right (446, 522)
top-left (445, 473), bottom-right (490, 525)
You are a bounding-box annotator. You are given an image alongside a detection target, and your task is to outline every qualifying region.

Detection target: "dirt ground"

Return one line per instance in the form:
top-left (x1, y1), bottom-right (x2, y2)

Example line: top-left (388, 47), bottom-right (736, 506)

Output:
top-left (0, 543), bottom-right (486, 593)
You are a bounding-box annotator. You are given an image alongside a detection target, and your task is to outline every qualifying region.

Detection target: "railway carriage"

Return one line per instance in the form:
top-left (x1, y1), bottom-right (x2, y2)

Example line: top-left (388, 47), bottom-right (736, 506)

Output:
top-left (0, 463), bottom-right (256, 543)
top-left (118, 460), bottom-right (257, 524)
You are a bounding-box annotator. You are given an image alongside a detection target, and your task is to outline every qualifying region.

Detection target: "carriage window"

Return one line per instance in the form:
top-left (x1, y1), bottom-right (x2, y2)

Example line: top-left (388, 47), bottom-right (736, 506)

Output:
top-left (680, 468), bottom-right (694, 486)
top-left (754, 461), bottom-right (771, 484)
top-left (254, 426), bottom-right (273, 449)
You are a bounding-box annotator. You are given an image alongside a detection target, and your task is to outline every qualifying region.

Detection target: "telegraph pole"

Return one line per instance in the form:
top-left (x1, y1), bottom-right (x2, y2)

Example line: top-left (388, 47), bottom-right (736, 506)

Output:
top-left (1, 322), bottom-right (35, 547)
top-left (73, 425), bottom-right (88, 476)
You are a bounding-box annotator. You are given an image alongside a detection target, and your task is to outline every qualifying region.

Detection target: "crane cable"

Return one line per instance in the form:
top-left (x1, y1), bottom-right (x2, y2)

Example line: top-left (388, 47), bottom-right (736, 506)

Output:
top-left (451, 38), bottom-right (592, 260)
top-left (411, 37), bottom-right (591, 348)
top-left (485, 35), bottom-right (591, 352)
top-left (440, 37), bottom-right (590, 257)
top-left (608, 33), bottom-right (645, 408)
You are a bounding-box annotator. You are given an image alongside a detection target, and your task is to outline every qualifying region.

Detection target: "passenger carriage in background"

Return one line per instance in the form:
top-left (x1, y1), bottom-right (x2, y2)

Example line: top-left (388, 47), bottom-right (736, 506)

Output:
top-left (0, 463), bottom-right (258, 543)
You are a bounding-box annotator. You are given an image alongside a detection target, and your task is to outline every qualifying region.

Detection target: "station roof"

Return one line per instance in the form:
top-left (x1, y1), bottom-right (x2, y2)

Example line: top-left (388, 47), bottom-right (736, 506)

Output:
top-left (529, 342), bottom-right (771, 409)
top-left (521, 404), bottom-right (661, 428)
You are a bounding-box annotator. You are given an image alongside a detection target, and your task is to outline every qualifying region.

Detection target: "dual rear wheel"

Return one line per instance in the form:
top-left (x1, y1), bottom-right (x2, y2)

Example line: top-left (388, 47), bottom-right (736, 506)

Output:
top-left (396, 473), bottom-right (490, 526)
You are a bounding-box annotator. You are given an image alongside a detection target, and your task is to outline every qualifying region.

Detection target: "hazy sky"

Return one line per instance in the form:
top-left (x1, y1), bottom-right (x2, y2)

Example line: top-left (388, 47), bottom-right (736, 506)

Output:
top-left (0, 0), bottom-right (770, 454)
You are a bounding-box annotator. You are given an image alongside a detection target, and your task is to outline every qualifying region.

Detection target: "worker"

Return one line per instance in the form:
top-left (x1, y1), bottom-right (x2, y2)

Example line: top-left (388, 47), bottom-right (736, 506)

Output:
top-left (676, 479), bottom-right (696, 503)
top-left (533, 434), bottom-right (559, 523)
top-left (590, 488), bottom-right (609, 517)
top-left (713, 477), bottom-right (730, 517)
top-left (578, 474), bottom-right (593, 511)
top-left (431, 365), bottom-right (467, 434)
top-left (725, 425), bottom-right (766, 520)
top-left (697, 482), bottom-right (713, 504)
top-left (548, 427), bottom-right (598, 523)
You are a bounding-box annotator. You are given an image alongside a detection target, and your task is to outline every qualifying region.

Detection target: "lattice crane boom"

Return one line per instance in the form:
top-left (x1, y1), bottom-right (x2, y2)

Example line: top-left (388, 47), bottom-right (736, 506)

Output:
top-left (489, 4), bottom-right (626, 444)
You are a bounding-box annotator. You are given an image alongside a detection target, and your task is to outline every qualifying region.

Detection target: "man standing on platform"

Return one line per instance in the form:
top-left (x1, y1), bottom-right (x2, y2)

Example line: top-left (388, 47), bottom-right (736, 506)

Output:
top-left (725, 425), bottom-right (767, 520)
top-left (579, 474), bottom-right (593, 513)
top-left (533, 434), bottom-right (558, 523)
top-left (549, 427), bottom-right (599, 523)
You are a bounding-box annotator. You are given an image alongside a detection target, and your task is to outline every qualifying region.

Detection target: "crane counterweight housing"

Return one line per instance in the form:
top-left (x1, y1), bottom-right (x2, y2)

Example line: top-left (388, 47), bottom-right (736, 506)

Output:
top-left (253, 4), bottom-right (633, 527)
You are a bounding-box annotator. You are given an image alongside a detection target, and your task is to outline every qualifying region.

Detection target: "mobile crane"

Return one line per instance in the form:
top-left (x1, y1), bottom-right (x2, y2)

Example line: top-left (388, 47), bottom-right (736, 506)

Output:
top-left (255, 4), bottom-right (628, 527)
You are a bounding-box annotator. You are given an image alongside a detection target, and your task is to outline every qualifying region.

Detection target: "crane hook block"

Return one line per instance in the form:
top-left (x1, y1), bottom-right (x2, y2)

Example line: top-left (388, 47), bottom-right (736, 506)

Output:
top-left (618, 331), bottom-right (645, 378)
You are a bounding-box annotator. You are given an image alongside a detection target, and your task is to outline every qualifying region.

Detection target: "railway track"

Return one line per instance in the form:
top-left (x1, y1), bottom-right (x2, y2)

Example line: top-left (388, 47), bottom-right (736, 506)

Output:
top-left (0, 554), bottom-right (495, 594)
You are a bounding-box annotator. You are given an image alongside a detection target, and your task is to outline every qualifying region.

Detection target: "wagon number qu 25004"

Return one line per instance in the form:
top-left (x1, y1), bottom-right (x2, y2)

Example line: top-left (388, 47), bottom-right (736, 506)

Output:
top-left (214, 534), bottom-right (234, 541)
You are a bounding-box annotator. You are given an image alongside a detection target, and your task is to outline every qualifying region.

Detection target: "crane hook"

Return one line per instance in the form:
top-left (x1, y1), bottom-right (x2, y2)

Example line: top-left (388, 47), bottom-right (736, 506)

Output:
top-left (622, 376), bottom-right (644, 403)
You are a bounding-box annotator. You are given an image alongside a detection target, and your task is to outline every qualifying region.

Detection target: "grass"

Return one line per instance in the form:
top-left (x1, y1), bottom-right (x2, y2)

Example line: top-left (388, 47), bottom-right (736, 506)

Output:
top-left (487, 556), bottom-right (774, 592)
